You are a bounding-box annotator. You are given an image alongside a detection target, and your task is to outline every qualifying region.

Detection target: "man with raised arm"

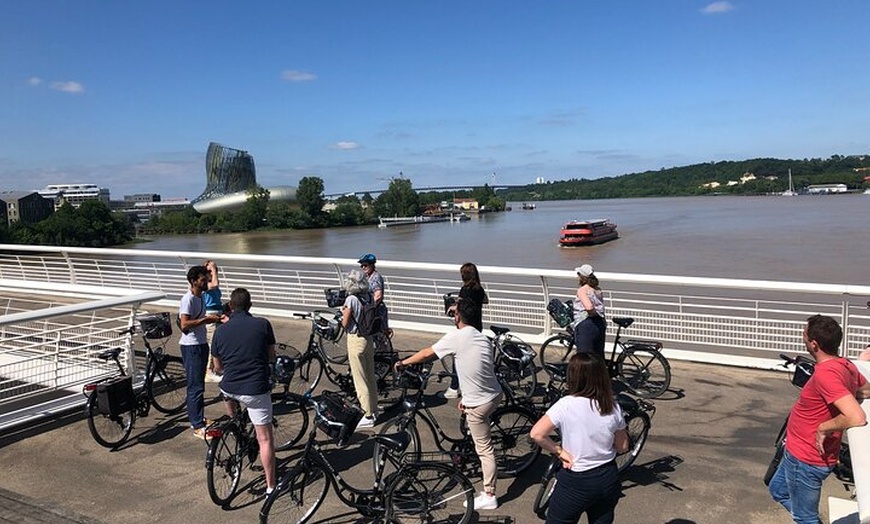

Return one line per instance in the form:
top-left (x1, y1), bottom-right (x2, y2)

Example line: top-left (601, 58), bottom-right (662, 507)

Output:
top-left (394, 298), bottom-right (503, 511)
top-left (211, 288), bottom-right (278, 495)
top-left (768, 314), bottom-right (870, 523)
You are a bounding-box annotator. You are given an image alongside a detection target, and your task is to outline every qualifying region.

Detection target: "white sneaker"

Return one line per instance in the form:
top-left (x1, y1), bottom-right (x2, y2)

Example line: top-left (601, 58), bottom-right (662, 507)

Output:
top-left (464, 492), bottom-right (498, 510)
top-left (356, 415), bottom-right (376, 429)
top-left (205, 372), bottom-right (222, 383)
top-left (443, 387), bottom-right (460, 399)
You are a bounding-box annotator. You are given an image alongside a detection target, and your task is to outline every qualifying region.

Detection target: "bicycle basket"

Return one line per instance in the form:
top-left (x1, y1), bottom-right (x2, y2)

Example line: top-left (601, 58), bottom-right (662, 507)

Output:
top-left (272, 355), bottom-right (297, 385)
top-left (499, 337), bottom-right (536, 372)
top-left (547, 298), bottom-right (574, 328)
top-left (316, 391), bottom-right (363, 447)
top-left (313, 310), bottom-right (342, 342)
top-left (96, 376), bottom-right (135, 417)
top-left (324, 288), bottom-right (347, 308)
top-left (791, 356), bottom-right (815, 388)
top-left (138, 312), bottom-right (172, 339)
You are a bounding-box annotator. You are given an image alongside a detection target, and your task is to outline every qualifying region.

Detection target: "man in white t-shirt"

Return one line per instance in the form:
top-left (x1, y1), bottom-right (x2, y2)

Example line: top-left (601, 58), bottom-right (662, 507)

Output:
top-left (395, 298), bottom-right (503, 511)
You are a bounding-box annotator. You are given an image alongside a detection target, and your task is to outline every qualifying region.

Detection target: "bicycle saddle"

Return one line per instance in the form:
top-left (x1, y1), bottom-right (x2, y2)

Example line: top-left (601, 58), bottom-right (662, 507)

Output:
top-left (96, 348), bottom-right (122, 361)
top-left (489, 325), bottom-right (510, 337)
top-left (373, 431), bottom-right (412, 453)
top-left (612, 317), bottom-right (634, 328)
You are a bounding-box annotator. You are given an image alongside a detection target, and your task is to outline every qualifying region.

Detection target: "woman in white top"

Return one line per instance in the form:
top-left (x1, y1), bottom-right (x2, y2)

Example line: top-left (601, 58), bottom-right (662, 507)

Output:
top-left (530, 353), bottom-right (629, 524)
top-left (572, 264), bottom-right (607, 359)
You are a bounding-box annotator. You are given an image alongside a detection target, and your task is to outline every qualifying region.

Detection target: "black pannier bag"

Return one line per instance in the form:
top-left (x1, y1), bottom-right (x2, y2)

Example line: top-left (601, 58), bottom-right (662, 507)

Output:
top-left (316, 391), bottom-right (364, 447)
top-left (499, 338), bottom-right (536, 372)
top-left (96, 376), bottom-right (135, 417)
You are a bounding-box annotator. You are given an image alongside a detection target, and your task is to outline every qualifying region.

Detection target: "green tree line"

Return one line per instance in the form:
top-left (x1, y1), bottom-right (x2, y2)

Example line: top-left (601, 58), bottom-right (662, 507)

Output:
top-left (0, 200), bottom-right (133, 247)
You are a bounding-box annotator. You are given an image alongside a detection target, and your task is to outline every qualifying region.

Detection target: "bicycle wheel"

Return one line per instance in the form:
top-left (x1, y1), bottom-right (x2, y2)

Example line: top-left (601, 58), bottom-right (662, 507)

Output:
top-left (271, 392), bottom-right (309, 452)
top-left (374, 354), bottom-right (404, 411)
top-left (490, 406), bottom-right (540, 476)
top-left (86, 391), bottom-right (135, 448)
top-left (385, 462), bottom-right (474, 524)
top-left (616, 346), bottom-right (671, 398)
top-left (376, 415), bottom-right (421, 479)
top-left (532, 457), bottom-right (560, 519)
top-left (539, 333), bottom-right (574, 375)
top-left (206, 423), bottom-right (244, 506)
top-left (260, 462), bottom-right (328, 524)
top-left (147, 354), bottom-right (187, 414)
top-left (496, 358), bottom-right (538, 403)
top-left (290, 352), bottom-right (324, 397)
top-left (319, 331), bottom-right (348, 365)
top-left (615, 411), bottom-right (651, 474)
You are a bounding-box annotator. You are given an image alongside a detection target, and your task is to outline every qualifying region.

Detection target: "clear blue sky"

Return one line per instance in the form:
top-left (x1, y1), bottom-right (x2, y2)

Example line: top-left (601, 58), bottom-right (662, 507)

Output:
top-left (2, 1), bottom-right (868, 200)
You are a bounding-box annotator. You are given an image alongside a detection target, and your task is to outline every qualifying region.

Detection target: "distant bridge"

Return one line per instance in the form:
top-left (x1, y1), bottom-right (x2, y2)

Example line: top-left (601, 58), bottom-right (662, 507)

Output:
top-left (325, 184), bottom-right (527, 199)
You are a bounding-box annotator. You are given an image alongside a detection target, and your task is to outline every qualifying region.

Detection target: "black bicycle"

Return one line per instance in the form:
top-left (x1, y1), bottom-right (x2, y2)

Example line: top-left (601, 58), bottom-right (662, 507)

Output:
top-left (204, 387), bottom-right (308, 506)
top-left (83, 312), bottom-right (187, 448)
top-left (282, 311), bottom-right (408, 411)
top-left (259, 392), bottom-right (475, 524)
top-left (530, 386), bottom-right (656, 519)
top-left (540, 312), bottom-right (671, 398)
top-left (379, 365), bottom-right (541, 479)
top-left (490, 325), bottom-right (539, 403)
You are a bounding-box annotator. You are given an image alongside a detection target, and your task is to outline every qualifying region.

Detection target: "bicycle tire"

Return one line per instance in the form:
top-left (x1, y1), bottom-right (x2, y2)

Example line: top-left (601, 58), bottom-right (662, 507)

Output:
top-left (385, 462), bottom-right (474, 524)
top-left (259, 462), bottom-right (328, 524)
top-left (532, 456), bottom-right (560, 519)
top-left (539, 333), bottom-right (574, 376)
top-left (490, 406), bottom-right (540, 477)
top-left (147, 354), bottom-right (187, 414)
top-left (290, 352), bottom-right (324, 397)
top-left (496, 358), bottom-right (538, 403)
top-left (86, 390), bottom-right (135, 448)
top-left (271, 392), bottom-right (309, 452)
top-left (319, 331), bottom-right (348, 365)
top-left (376, 415), bottom-right (421, 479)
top-left (616, 411), bottom-right (651, 474)
top-left (206, 423), bottom-right (244, 506)
top-left (616, 346), bottom-right (671, 399)
top-left (374, 354), bottom-right (404, 411)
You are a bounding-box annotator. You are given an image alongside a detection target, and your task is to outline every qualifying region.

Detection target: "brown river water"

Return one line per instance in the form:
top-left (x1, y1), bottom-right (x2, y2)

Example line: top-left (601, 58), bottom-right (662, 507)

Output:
top-left (129, 195), bottom-right (869, 286)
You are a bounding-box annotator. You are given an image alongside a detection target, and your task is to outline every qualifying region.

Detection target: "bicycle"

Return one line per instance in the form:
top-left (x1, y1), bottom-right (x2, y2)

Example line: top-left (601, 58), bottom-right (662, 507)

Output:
top-left (82, 312), bottom-right (187, 448)
top-left (204, 386), bottom-right (309, 506)
top-left (259, 391), bottom-right (475, 524)
top-left (490, 325), bottom-right (539, 403)
top-left (539, 310), bottom-right (671, 398)
top-left (530, 384), bottom-right (656, 519)
top-left (281, 310), bottom-right (408, 411)
top-left (379, 365), bottom-right (541, 479)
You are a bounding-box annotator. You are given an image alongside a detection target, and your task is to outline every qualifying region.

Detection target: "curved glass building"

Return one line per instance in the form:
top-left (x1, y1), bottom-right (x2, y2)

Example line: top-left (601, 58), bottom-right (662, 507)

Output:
top-left (192, 142), bottom-right (296, 213)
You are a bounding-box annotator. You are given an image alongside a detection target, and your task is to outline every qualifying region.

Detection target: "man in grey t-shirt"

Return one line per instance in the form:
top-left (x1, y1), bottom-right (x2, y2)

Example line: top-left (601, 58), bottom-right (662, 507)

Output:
top-left (394, 298), bottom-right (503, 511)
top-left (179, 265), bottom-right (220, 439)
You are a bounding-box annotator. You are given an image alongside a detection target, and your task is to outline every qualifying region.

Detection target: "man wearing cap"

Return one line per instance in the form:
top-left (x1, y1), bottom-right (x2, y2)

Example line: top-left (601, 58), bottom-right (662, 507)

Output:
top-left (572, 264), bottom-right (607, 359)
top-left (358, 253), bottom-right (389, 334)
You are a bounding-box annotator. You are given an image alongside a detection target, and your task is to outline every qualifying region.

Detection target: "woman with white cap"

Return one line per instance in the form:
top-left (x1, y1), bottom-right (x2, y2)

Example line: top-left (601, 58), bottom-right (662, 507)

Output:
top-left (572, 264), bottom-right (607, 359)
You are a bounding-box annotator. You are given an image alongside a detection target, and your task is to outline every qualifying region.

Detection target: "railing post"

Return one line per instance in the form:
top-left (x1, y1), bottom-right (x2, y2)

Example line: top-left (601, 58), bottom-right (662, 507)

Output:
top-left (126, 305), bottom-right (139, 378)
top-left (841, 297), bottom-right (850, 356)
top-left (61, 250), bottom-right (76, 285)
top-left (541, 276), bottom-right (552, 337)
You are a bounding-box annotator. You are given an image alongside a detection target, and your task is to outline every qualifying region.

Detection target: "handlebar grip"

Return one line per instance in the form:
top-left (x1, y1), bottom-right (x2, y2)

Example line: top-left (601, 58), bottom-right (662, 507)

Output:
top-left (778, 353), bottom-right (795, 363)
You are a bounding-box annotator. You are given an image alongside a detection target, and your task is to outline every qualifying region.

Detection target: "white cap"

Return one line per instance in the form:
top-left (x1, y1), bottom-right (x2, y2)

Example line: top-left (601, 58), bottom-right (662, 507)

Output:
top-left (575, 264), bottom-right (594, 277)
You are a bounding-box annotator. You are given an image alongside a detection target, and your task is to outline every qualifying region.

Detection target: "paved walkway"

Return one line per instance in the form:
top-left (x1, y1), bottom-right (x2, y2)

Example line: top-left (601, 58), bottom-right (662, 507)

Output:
top-left (0, 318), bottom-right (855, 523)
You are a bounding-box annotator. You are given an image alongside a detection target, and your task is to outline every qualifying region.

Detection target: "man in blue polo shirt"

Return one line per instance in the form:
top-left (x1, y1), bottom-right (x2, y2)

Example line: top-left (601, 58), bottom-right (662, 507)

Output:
top-left (211, 288), bottom-right (277, 495)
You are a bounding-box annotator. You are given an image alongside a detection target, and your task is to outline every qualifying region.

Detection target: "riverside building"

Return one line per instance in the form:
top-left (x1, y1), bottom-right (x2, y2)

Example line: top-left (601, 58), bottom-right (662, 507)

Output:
top-left (37, 183), bottom-right (110, 210)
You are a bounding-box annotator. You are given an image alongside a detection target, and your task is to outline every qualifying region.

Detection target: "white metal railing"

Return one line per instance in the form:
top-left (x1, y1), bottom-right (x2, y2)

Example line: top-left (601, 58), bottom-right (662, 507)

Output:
top-left (0, 244), bottom-right (869, 368)
top-left (0, 289), bottom-right (165, 429)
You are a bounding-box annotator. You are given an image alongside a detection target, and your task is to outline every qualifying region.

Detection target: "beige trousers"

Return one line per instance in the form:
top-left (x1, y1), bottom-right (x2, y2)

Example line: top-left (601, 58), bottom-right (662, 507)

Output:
top-left (347, 333), bottom-right (378, 417)
top-left (464, 391), bottom-right (504, 495)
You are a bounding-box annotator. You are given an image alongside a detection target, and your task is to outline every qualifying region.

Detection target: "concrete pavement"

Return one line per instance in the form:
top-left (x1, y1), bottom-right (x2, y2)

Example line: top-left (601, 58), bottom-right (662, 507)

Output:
top-left (0, 318), bottom-right (853, 523)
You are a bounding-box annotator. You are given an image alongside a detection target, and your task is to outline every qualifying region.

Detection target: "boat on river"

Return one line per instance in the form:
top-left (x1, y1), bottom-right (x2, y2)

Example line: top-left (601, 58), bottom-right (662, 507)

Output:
top-left (558, 219), bottom-right (619, 247)
top-left (521, 202), bottom-right (536, 210)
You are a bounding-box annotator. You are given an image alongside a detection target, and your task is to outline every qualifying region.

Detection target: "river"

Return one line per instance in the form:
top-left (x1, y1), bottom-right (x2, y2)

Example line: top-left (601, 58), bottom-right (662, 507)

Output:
top-left (129, 195), bottom-right (869, 285)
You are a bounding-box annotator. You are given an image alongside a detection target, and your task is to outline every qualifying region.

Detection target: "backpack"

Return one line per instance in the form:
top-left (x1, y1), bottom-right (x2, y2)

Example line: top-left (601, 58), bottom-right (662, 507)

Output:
top-left (355, 293), bottom-right (382, 337)
top-left (547, 298), bottom-right (574, 328)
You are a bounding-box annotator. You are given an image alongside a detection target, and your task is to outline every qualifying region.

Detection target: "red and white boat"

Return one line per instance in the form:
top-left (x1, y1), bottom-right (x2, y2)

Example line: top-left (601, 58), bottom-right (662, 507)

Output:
top-left (558, 219), bottom-right (618, 247)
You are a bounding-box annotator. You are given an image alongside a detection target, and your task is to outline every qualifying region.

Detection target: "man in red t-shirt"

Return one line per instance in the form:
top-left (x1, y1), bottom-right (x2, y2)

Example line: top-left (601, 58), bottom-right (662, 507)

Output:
top-left (768, 314), bottom-right (870, 523)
